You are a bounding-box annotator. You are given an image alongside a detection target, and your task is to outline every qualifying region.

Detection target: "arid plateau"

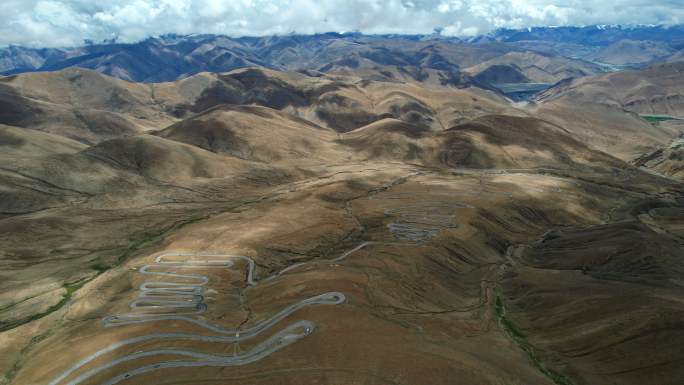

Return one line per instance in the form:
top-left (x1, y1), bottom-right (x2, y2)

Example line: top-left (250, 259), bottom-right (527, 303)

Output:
top-left (1, 31), bottom-right (684, 385)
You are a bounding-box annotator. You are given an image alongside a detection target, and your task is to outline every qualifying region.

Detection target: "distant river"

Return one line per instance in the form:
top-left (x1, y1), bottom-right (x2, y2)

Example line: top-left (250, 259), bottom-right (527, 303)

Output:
top-left (492, 83), bottom-right (555, 94)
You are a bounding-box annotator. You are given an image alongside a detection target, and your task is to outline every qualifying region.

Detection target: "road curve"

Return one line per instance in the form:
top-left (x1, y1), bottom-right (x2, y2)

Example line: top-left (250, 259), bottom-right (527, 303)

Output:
top-left (99, 320), bottom-right (315, 385)
top-left (53, 292), bottom-right (343, 385)
top-left (50, 250), bottom-right (345, 385)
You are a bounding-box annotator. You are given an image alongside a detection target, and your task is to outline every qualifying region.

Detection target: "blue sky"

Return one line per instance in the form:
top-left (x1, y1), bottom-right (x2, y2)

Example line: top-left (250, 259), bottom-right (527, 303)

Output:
top-left (2, 0), bottom-right (683, 47)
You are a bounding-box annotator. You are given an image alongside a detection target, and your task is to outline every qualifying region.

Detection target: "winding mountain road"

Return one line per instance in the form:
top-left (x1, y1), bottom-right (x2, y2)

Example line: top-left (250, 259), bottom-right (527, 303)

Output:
top-left (51, 168), bottom-right (676, 384)
top-left (50, 251), bottom-right (345, 385)
top-left (51, 293), bottom-right (343, 385)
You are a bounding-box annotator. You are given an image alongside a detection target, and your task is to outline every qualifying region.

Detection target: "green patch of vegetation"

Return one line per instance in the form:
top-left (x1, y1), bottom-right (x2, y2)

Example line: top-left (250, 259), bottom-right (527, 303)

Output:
top-left (4, 326), bottom-right (56, 383)
top-left (502, 316), bottom-right (525, 338)
top-left (90, 259), bottom-right (110, 271)
top-left (32, 330), bottom-right (54, 345)
top-left (518, 343), bottom-right (574, 385)
top-left (642, 116), bottom-right (682, 125)
top-left (332, 138), bottom-right (352, 146)
top-left (0, 277), bottom-right (95, 334)
top-left (494, 286), bottom-right (573, 385)
top-left (114, 232), bottom-right (161, 267)
top-left (0, 231), bottom-right (163, 334)
top-left (671, 144), bottom-right (683, 150)
top-left (317, 194), bottom-right (343, 203)
top-left (4, 362), bottom-right (20, 382)
top-left (494, 289), bottom-right (525, 338)
top-left (346, 179), bottom-right (371, 191)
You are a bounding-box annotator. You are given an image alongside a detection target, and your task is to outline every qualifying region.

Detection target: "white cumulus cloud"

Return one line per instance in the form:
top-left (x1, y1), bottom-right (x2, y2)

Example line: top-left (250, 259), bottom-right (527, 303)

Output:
top-left (0, 0), bottom-right (683, 48)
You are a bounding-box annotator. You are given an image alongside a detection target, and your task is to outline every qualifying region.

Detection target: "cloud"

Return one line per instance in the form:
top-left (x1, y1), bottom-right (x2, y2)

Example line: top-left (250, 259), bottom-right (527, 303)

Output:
top-left (1, 0), bottom-right (683, 48)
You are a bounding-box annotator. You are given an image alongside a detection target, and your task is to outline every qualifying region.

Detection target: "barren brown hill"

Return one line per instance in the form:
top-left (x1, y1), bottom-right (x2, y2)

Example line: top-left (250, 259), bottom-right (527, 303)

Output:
top-left (510, 40), bottom-right (600, 58)
top-left (334, 119), bottom-right (435, 164)
top-left (647, 49), bottom-right (684, 65)
top-left (336, 115), bottom-right (627, 171)
top-left (536, 61), bottom-right (684, 119)
top-left (464, 51), bottom-right (602, 83)
top-left (155, 103), bottom-right (624, 171)
top-left (0, 67), bottom-right (517, 144)
top-left (470, 64), bottom-right (529, 84)
top-left (309, 39), bottom-right (525, 73)
top-left (439, 115), bottom-right (626, 170)
top-left (306, 79), bottom-right (518, 132)
top-left (326, 65), bottom-right (499, 92)
top-left (635, 146), bottom-right (684, 178)
top-left (0, 124), bottom-right (88, 157)
top-left (585, 39), bottom-right (676, 65)
top-left (1, 134), bottom-right (254, 204)
top-left (155, 104), bottom-right (348, 166)
top-left (160, 67), bottom-right (517, 132)
top-left (0, 68), bottom-right (173, 143)
top-left (81, 134), bottom-right (253, 183)
top-left (500, 217), bottom-right (684, 384)
top-left (526, 99), bottom-right (675, 161)
top-left (0, 86), bottom-right (147, 144)
top-left (1, 67), bottom-right (152, 112)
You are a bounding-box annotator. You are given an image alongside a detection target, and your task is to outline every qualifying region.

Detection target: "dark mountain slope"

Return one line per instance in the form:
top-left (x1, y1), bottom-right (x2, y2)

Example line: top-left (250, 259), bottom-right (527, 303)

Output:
top-left (0, 66), bottom-right (514, 142)
top-left (586, 40), bottom-right (676, 66)
top-left (536, 61), bottom-right (684, 118)
top-left (464, 51), bottom-right (602, 83)
top-left (0, 34), bottom-right (601, 84)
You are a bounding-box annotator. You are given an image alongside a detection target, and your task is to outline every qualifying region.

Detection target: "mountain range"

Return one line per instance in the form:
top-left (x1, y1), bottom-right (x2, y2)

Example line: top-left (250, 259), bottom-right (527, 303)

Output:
top-left (1, 25), bottom-right (684, 385)
top-left (3, 24), bottom-right (684, 84)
